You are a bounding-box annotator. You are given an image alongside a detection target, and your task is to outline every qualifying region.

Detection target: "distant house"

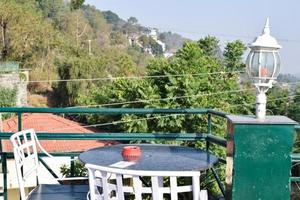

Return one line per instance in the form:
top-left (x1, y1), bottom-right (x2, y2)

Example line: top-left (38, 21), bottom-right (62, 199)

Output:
top-left (1, 113), bottom-right (114, 199)
top-left (146, 28), bottom-right (166, 52)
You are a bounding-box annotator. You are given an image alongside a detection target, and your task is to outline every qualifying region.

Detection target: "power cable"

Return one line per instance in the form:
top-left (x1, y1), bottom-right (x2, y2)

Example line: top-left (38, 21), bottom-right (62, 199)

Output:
top-left (155, 26), bottom-right (300, 43)
top-left (71, 88), bottom-right (254, 108)
top-left (47, 94), bottom-right (299, 131)
top-left (0, 70), bottom-right (245, 84)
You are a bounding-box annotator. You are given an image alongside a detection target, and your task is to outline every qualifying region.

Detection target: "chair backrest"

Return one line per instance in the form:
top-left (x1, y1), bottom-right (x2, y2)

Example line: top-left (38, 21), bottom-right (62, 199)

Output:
top-left (86, 163), bottom-right (208, 200)
top-left (10, 129), bottom-right (40, 200)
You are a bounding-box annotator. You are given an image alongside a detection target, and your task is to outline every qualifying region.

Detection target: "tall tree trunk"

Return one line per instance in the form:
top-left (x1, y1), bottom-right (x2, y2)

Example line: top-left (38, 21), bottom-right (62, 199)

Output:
top-left (76, 13), bottom-right (79, 47)
top-left (1, 19), bottom-right (7, 59)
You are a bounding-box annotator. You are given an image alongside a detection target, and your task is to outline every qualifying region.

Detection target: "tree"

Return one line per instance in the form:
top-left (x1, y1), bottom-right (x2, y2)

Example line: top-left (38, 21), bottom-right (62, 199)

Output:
top-left (70, 0), bottom-right (85, 10)
top-left (76, 39), bottom-right (252, 195)
top-left (64, 10), bottom-right (93, 47)
top-left (102, 10), bottom-right (125, 31)
top-left (56, 45), bottom-right (138, 106)
top-left (288, 85), bottom-right (300, 122)
top-left (0, 1), bottom-right (57, 66)
top-left (127, 17), bottom-right (138, 25)
top-left (159, 31), bottom-right (187, 51)
top-left (81, 39), bottom-right (251, 138)
top-left (223, 40), bottom-right (246, 70)
top-left (82, 5), bottom-right (110, 47)
top-left (36, 0), bottom-right (65, 19)
top-left (267, 85), bottom-right (289, 115)
top-left (197, 36), bottom-right (221, 58)
top-left (110, 32), bottom-right (127, 46)
top-left (139, 35), bottom-right (163, 56)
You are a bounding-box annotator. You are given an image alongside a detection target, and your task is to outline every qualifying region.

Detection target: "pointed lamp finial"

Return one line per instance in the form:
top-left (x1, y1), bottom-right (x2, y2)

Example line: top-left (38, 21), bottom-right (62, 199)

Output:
top-left (262, 18), bottom-right (270, 35)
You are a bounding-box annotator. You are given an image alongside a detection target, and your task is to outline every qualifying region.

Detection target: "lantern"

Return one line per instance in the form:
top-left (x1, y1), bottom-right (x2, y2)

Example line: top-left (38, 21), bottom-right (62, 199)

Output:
top-left (246, 18), bottom-right (281, 119)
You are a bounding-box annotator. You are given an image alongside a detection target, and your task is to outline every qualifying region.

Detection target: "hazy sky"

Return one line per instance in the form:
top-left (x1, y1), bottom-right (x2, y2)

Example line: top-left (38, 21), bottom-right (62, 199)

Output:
top-left (85, 0), bottom-right (300, 74)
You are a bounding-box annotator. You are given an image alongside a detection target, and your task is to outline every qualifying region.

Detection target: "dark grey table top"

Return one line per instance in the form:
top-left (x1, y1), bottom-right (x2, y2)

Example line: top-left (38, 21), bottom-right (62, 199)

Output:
top-left (79, 144), bottom-right (218, 171)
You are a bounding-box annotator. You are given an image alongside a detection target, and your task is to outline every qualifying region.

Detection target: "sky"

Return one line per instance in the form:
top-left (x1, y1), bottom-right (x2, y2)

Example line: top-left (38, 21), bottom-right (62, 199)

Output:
top-left (85, 0), bottom-right (300, 74)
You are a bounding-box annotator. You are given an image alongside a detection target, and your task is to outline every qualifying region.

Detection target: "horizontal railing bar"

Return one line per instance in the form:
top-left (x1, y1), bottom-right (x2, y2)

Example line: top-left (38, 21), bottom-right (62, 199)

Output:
top-left (291, 153), bottom-right (300, 160)
top-left (0, 107), bottom-right (209, 115)
top-left (290, 177), bottom-right (300, 182)
top-left (207, 109), bottom-right (228, 118)
top-left (1, 152), bottom-right (81, 158)
top-left (218, 158), bottom-right (226, 164)
top-left (0, 132), bottom-right (209, 140)
top-left (207, 135), bottom-right (227, 147)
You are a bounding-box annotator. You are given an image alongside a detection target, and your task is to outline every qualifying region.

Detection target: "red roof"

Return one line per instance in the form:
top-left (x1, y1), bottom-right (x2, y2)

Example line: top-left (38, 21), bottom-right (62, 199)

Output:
top-left (2, 113), bottom-right (115, 152)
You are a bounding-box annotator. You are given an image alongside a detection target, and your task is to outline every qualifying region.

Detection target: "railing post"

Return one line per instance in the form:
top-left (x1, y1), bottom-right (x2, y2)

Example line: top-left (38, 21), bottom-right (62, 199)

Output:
top-left (225, 115), bottom-right (297, 200)
top-left (70, 156), bottom-right (75, 177)
top-left (206, 113), bottom-right (212, 152)
top-left (2, 153), bottom-right (8, 200)
top-left (17, 112), bottom-right (22, 131)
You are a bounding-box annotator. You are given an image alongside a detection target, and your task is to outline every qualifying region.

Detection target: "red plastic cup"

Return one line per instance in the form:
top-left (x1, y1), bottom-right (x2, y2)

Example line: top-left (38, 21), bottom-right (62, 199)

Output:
top-left (122, 146), bottom-right (141, 162)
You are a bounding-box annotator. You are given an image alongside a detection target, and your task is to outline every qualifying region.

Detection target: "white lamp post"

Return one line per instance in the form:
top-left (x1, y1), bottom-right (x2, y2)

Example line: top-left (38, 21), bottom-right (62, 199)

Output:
top-left (246, 18), bottom-right (281, 119)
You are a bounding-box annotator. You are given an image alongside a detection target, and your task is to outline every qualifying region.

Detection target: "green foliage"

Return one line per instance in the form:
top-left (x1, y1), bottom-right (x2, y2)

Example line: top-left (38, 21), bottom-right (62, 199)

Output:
top-left (127, 17), bottom-right (138, 25)
top-left (158, 31), bottom-right (187, 51)
top-left (0, 1), bottom-right (57, 64)
top-left (102, 10), bottom-right (125, 31)
top-left (267, 86), bottom-right (289, 115)
top-left (55, 45), bottom-right (138, 106)
top-left (288, 85), bottom-right (300, 122)
top-left (197, 36), bottom-right (221, 58)
top-left (70, 0), bottom-right (85, 10)
top-left (110, 32), bottom-right (127, 46)
top-left (126, 45), bottom-right (152, 69)
top-left (223, 40), bottom-right (247, 70)
top-left (122, 22), bottom-right (139, 36)
top-left (82, 5), bottom-right (110, 43)
top-left (0, 87), bottom-right (16, 107)
top-left (139, 35), bottom-right (163, 56)
top-left (76, 38), bottom-right (250, 195)
top-left (60, 160), bottom-right (87, 177)
top-left (36, 0), bottom-right (66, 20)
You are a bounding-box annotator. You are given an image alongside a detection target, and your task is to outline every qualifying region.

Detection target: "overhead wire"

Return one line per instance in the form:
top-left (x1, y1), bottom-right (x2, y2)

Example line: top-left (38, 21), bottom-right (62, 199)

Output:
top-left (277, 81), bottom-right (300, 86)
top-left (69, 80), bottom-right (300, 108)
top-left (46, 94), bottom-right (300, 132)
top-left (155, 26), bottom-right (300, 43)
top-left (48, 114), bottom-right (180, 132)
top-left (71, 88), bottom-right (255, 108)
top-left (0, 70), bottom-right (245, 84)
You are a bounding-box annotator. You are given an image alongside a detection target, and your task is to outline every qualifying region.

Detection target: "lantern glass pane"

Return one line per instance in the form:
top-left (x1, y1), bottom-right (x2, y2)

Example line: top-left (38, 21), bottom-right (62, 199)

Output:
top-left (274, 52), bottom-right (281, 78)
top-left (260, 52), bottom-right (274, 78)
top-left (250, 52), bottom-right (260, 77)
top-left (246, 52), bottom-right (252, 75)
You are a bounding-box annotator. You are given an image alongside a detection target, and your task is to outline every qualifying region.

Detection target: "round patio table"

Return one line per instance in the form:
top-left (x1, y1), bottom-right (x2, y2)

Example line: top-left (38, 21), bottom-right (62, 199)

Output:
top-left (79, 144), bottom-right (218, 171)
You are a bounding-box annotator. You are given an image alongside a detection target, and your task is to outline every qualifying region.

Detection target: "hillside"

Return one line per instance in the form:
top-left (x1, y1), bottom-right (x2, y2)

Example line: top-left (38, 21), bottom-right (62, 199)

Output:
top-left (102, 10), bottom-right (188, 52)
top-left (0, 0), bottom-right (190, 107)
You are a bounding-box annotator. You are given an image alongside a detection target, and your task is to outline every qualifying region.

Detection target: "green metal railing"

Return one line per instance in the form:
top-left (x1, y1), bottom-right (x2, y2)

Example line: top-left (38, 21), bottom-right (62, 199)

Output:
top-left (0, 107), bottom-right (229, 200)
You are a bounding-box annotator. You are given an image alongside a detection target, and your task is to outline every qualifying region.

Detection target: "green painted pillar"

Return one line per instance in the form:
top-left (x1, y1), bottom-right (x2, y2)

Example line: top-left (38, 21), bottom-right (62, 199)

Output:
top-left (225, 115), bottom-right (297, 200)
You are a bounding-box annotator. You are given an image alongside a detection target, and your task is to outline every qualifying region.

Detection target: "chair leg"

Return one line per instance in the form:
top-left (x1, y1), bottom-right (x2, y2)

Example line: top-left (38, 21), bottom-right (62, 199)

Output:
top-left (199, 190), bottom-right (208, 200)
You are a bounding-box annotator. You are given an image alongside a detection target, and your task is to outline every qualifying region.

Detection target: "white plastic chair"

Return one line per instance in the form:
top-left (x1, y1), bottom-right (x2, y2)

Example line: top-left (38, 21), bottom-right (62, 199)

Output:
top-left (10, 129), bottom-right (88, 200)
top-left (86, 163), bottom-right (208, 200)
